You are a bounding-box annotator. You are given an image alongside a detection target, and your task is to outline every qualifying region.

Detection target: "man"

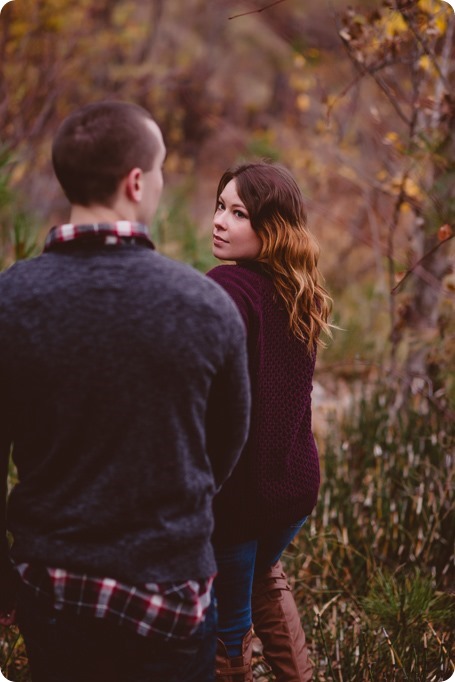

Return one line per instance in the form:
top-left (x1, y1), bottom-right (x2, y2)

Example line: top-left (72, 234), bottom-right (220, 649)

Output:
top-left (0, 101), bottom-right (250, 681)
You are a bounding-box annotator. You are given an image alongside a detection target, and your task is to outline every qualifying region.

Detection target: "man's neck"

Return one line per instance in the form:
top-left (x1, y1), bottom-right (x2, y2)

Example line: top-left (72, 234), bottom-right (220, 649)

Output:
top-left (68, 205), bottom-right (137, 225)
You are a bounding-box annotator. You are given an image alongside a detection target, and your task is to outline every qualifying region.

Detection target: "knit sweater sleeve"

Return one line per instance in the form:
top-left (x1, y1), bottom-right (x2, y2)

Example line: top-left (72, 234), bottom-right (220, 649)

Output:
top-left (205, 266), bottom-right (254, 489)
top-left (205, 326), bottom-right (251, 490)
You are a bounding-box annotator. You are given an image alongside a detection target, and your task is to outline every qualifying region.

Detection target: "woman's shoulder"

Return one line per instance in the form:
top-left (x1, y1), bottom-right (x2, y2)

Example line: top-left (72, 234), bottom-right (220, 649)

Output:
top-left (207, 262), bottom-right (270, 287)
top-left (206, 263), bottom-right (236, 282)
top-left (207, 263), bottom-right (253, 304)
top-left (207, 263), bottom-right (270, 328)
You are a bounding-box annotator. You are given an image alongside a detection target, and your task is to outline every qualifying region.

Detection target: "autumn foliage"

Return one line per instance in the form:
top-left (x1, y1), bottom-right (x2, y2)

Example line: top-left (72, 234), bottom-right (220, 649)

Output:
top-left (0, 1), bottom-right (454, 680)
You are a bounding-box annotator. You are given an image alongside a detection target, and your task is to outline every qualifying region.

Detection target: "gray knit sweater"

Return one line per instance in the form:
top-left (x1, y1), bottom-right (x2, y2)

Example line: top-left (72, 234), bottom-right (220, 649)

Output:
top-left (0, 242), bottom-right (250, 588)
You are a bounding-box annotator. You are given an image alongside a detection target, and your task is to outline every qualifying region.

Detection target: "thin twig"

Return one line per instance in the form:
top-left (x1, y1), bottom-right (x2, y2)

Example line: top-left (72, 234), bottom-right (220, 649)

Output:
top-left (340, 37), bottom-right (412, 126)
top-left (391, 234), bottom-right (454, 295)
top-left (367, 72), bottom-right (412, 127)
top-left (326, 56), bottom-right (403, 125)
top-left (229, 0), bottom-right (288, 20)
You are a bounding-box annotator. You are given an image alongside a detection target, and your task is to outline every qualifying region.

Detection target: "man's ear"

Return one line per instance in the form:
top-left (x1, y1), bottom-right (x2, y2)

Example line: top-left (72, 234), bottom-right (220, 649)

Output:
top-left (124, 168), bottom-right (143, 203)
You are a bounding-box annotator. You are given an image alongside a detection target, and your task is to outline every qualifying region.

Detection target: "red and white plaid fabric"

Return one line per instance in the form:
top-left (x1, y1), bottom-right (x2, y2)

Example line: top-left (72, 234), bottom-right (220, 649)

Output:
top-left (16, 563), bottom-right (213, 641)
top-left (44, 222), bottom-right (155, 251)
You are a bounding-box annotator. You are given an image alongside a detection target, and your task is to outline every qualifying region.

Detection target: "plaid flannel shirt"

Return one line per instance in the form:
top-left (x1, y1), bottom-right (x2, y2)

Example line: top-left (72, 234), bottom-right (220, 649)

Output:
top-left (16, 563), bottom-right (213, 641)
top-left (16, 221), bottom-right (213, 641)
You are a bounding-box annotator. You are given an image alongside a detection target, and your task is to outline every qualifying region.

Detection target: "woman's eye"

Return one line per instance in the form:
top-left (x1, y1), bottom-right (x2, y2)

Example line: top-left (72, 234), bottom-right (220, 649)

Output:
top-left (234, 210), bottom-right (247, 219)
top-left (216, 201), bottom-right (225, 211)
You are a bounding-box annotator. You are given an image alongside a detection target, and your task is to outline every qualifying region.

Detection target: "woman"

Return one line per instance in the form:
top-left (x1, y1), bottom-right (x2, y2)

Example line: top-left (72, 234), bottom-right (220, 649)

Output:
top-left (207, 161), bottom-right (332, 681)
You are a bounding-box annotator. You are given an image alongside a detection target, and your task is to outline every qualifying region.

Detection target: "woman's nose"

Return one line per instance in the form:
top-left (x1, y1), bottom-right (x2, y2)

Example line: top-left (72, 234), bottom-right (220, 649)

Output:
top-left (214, 211), bottom-right (227, 230)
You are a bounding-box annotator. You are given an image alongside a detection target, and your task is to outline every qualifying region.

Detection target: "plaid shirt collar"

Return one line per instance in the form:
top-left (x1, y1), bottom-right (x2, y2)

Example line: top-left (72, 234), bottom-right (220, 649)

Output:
top-left (44, 221), bottom-right (155, 252)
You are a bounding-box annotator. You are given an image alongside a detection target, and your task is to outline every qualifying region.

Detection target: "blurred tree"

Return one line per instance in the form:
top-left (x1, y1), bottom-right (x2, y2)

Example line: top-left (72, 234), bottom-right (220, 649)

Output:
top-left (336, 0), bottom-right (454, 407)
top-left (0, 0), bottom-right (233, 207)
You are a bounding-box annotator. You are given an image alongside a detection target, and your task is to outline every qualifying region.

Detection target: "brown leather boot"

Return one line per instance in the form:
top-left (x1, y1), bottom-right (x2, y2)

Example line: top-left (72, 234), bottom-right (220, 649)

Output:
top-left (252, 560), bottom-right (313, 681)
top-left (215, 627), bottom-right (254, 681)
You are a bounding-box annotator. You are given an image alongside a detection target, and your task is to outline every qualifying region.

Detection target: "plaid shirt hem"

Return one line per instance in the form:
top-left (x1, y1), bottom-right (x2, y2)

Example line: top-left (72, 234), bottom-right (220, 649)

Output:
top-left (16, 563), bottom-right (213, 641)
top-left (44, 222), bottom-right (155, 251)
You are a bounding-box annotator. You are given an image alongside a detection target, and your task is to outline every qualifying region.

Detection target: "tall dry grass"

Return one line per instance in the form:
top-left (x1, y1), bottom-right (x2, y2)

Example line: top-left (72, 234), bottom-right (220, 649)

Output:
top-left (282, 381), bottom-right (455, 681)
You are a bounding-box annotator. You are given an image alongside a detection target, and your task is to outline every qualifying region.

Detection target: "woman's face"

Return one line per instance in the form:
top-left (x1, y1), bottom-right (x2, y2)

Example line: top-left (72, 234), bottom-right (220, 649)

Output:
top-left (212, 179), bottom-right (262, 262)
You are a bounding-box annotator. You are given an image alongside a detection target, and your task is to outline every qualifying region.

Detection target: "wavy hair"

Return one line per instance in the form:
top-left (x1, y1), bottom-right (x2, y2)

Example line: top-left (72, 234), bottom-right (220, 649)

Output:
top-left (216, 161), bottom-right (332, 350)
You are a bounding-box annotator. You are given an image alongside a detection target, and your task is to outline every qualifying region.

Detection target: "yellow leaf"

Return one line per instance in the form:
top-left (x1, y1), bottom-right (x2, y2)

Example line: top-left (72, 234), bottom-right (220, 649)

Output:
top-left (390, 175), bottom-right (422, 199)
top-left (418, 0), bottom-right (439, 14)
top-left (297, 94), bottom-right (311, 112)
top-left (314, 119), bottom-right (330, 134)
top-left (306, 48), bottom-right (320, 60)
top-left (293, 54), bottom-right (306, 68)
top-left (435, 14), bottom-right (447, 35)
top-left (383, 131), bottom-right (399, 144)
top-left (418, 55), bottom-right (432, 72)
top-left (403, 178), bottom-right (422, 199)
top-left (353, 14), bottom-right (366, 25)
top-left (325, 94), bottom-right (338, 109)
top-left (382, 11), bottom-right (408, 38)
top-left (10, 163), bottom-right (26, 184)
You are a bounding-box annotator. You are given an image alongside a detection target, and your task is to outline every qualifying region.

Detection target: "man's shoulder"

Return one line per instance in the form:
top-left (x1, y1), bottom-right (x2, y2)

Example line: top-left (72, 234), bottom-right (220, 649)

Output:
top-left (0, 255), bottom-right (45, 290)
top-left (141, 254), bottom-right (246, 347)
top-left (114, 252), bottom-right (242, 339)
top-left (150, 250), bottom-right (206, 283)
top-left (152, 254), bottom-right (240, 309)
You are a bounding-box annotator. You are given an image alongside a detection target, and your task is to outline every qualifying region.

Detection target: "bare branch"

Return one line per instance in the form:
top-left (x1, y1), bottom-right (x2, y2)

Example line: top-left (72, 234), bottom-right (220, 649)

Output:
top-left (391, 234), bottom-right (454, 295)
top-left (229, 0), bottom-right (288, 20)
top-left (326, 56), bottom-right (409, 126)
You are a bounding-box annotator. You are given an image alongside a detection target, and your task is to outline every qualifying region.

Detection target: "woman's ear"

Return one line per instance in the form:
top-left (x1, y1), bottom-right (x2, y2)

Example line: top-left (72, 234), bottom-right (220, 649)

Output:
top-left (125, 167), bottom-right (143, 203)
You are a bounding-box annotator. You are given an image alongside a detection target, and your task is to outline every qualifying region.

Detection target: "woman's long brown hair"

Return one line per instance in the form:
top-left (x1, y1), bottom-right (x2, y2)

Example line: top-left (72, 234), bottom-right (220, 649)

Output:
top-left (216, 161), bottom-right (332, 350)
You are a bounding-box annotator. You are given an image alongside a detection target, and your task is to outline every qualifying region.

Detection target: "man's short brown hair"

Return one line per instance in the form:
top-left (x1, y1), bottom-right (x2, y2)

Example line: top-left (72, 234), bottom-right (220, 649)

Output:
top-left (52, 101), bottom-right (159, 207)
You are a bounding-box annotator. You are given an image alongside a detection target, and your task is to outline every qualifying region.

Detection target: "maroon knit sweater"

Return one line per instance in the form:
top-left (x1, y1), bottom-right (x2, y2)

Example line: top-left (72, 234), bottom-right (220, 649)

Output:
top-left (207, 261), bottom-right (320, 543)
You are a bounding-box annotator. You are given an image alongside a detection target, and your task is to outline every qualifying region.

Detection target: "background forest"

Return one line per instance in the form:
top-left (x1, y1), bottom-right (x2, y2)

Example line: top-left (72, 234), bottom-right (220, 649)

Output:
top-left (0, 0), bottom-right (454, 680)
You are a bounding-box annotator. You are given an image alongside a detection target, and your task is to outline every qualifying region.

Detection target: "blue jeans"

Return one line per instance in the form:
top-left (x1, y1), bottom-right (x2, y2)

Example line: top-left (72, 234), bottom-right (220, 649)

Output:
top-left (16, 583), bottom-right (217, 682)
top-left (214, 518), bottom-right (307, 657)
